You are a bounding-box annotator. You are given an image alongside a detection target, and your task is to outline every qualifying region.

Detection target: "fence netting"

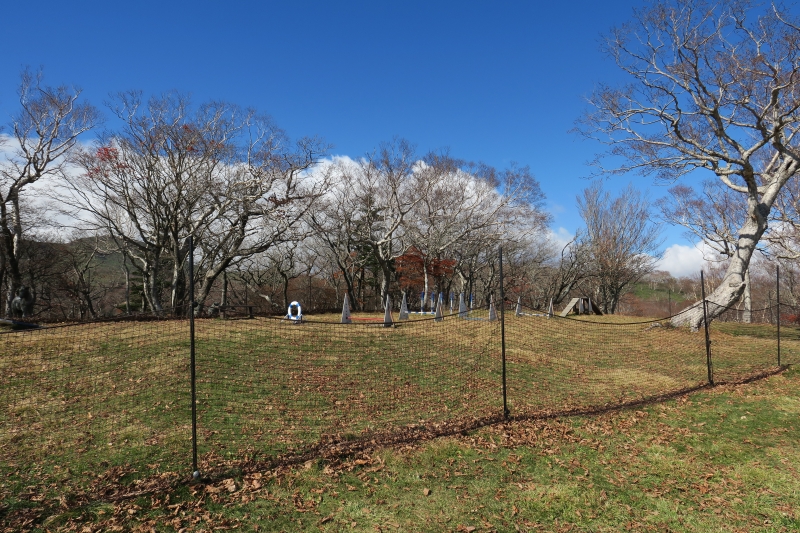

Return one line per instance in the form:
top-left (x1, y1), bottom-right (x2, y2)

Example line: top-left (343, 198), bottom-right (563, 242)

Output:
top-left (193, 314), bottom-right (501, 464)
top-left (0, 320), bottom-right (190, 491)
top-left (507, 309), bottom-right (708, 416)
top-left (1, 302), bottom-right (795, 514)
top-left (712, 303), bottom-right (784, 382)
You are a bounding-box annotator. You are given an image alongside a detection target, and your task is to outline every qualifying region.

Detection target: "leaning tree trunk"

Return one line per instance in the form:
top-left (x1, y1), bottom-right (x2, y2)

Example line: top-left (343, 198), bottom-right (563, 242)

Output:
top-left (671, 193), bottom-right (767, 330)
top-left (343, 274), bottom-right (356, 314)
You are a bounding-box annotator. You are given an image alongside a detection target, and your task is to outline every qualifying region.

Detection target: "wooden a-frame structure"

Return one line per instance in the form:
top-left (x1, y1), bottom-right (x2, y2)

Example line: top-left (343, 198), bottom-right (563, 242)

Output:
top-left (559, 297), bottom-right (603, 317)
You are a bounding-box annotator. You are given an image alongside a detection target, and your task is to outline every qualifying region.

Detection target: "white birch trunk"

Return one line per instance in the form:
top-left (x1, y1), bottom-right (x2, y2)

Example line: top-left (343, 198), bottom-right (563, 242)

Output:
top-left (672, 177), bottom-right (787, 330)
top-left (742, 268), bottom-right (752, 324)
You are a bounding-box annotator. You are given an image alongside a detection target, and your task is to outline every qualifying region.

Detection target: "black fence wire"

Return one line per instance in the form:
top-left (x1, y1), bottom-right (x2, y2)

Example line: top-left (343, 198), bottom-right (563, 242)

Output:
top-left (508, 305), bottom-right (708, 416)
top-left (1, 320), bottom-right (191, 486)
top-left (1, 293), bottom-right (797, 518)
top-left (192, 314), bottom-right (501, 465)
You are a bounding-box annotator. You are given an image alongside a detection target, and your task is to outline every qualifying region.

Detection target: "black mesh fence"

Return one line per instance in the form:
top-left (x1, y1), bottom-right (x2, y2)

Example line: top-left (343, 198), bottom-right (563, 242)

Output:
top-left (1, 299), bottom-right (795, 511)
top-left (778, 303), bottom-right (800, 365)
top-left (712, 304), bottom-right (782, 383)
top-left (506, 310), bottom-right (708, 416)
top-left (0, 319), bottom-right (191, 491)
top-left (192, 314), bottom-right (501, 466)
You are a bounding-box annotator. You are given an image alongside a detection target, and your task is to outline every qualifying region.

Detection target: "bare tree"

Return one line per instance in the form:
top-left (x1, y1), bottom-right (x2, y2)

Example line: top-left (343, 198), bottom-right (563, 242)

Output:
top-left (0, 69), bottom-right (100, 316)
top-left (308, 158), bottom-right (367, 308)
top-left (46, 233), bottom-right (126, 320)
top-left (233, 253), bottom-right (283, 313)
top-left (406, 157), bottom-right (550, 304)
top-left (62, 91), bottom-right (327, 314)
top-left (61, 92), bottom-right (233, 313)
top-left (311, 140), bottom-right (422, 307)
top-left (190, 131), bottom-right (327, 309)
top-left (577, 0), bottom-right (800, 329)
top-left (310, 146), bottom-right (552, 310)
top-left (60, 236), bottom-right (102, 319)
top-left (537, 233), bottom-right (594, 308)
top-left (657, 180), bottom-right (756, 321)
top-left (265, 242), bottom-right (303, 309)
top-left (498, 233), bottom-right (556, 309)
top-left (767, 175), bottom-right (800, 257)
top-left (578, 183), bottom-right (662, 314)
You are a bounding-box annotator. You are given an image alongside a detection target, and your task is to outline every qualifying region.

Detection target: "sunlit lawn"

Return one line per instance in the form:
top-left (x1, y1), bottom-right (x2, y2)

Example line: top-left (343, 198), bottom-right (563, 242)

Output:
top-left (1, 313), bottom-right (796, 531)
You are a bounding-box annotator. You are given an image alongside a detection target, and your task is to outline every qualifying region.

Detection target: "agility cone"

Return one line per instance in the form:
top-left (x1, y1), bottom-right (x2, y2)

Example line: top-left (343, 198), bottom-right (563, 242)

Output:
top-left (383, 296), bottom-right (393, 327)
top-left (458, 292), bottom-right (468, 318)
top-left (341, 294), bottom-right (352, 324)
top-left (399, 292), bottom-right (409, 320)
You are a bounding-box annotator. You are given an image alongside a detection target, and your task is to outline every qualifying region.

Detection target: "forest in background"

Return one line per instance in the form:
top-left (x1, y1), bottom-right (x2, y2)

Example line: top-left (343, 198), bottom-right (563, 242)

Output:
top-left (3, 35), bottom-right (800, 323)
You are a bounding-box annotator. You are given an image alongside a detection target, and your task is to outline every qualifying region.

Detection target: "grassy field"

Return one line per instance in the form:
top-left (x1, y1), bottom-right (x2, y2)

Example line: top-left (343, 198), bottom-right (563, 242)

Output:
top-left (632, 283), bottom-right (690, 303)
top-left (7, 367), bottom-right (798, 532)
top-left (1, 313), bottom-right (797, 531)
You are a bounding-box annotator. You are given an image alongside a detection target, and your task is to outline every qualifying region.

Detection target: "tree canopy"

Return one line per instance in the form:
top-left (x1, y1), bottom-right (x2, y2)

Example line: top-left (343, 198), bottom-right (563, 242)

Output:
top-left (578, 0), bottom-right (800, 328)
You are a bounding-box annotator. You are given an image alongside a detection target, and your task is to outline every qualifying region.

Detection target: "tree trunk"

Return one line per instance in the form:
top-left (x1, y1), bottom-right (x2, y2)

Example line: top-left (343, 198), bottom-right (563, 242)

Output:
top-left (280, 272), bottom-right (289, 309)
top-left (357, 268), bottom-right (364, 311)
top-left (222, 270), bottom-right (229, 307)
top-left (194, 257), bottom-right (234, 310)
top-left (146, 265), bottom-right (164, 315)
top-left (457, 271), bottom-right (466, 295)
top-left (0, 259), bottom-right (5, 316)
top-left (379, 261), bottom-right (391, 311)
top-left (82, 289), bottom-right (97, 319)
top-left (1, 199), bottom-right (22, 317)
top-left (344, 277), bottom-right (355, 314)
top-left (170, 238), bottom-right (191, 315)
top-left (672, 193), bottom-right (767, 330)
top-left (742, 268), bottom-right (752, 324)
top-left (327, 251), bottom-right (355, 311)
top-left (423, 267), bottom-right (430, 312)
top-left (170, 255), bottom-right (180, 314)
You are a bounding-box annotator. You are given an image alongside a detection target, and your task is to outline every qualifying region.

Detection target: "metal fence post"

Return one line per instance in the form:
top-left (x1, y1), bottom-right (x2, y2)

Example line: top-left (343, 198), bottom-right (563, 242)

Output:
top-left (189, 235), bottom-right (199, 478)
top-left (499, 246), bottom-right (509, 420)
top-left (701, 270), bottom-right (714, 385)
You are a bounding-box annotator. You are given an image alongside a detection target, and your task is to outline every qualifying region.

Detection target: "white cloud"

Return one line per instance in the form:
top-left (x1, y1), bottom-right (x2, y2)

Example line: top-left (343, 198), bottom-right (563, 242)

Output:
top-left (547, 226), bottom-right (575, 251)
top-left (656, 243), bottom-right (707, 278)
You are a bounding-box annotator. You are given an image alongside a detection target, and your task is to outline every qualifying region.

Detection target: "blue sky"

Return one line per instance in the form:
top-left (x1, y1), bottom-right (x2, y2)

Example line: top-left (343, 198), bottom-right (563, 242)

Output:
top-left (0, 0), bottom-right (717, 276)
